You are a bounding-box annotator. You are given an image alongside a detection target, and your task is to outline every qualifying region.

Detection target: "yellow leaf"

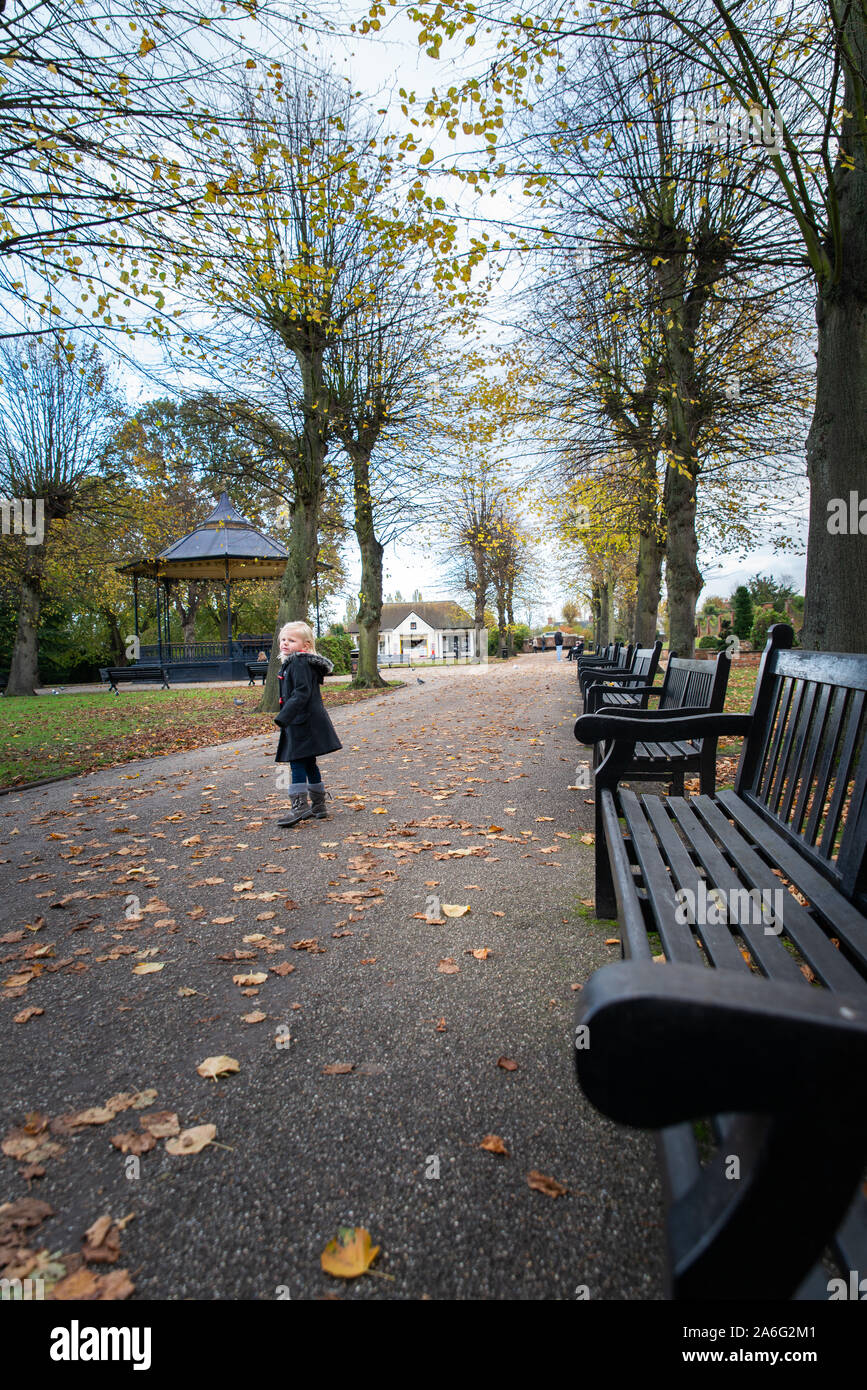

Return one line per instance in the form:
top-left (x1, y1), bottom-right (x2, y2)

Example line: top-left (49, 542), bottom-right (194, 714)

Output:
top-left (442, 904), bottom-right (470, 917)
top-left (132, 962), bottom-right (164, 975)
top-left (320, 1226), bottom-right (380, 1279)
top-left (139, 35), bottom-right (156, 55)
top-left (419, 149), bottom-right (435, 165)
top-left (165, 1124), bottom-right (217, 1155)
top-left (196, 1055), bottom-right (240, 1081)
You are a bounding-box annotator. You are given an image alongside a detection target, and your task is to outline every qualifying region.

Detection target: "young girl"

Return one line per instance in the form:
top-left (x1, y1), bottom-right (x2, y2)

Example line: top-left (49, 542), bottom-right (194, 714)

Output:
top-left (274, 621), bottom-right (343, 827)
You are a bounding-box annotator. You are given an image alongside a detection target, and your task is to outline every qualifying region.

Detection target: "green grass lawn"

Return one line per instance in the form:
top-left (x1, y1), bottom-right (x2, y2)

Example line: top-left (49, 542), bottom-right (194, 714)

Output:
top-left (0, 682), bottom-right (403, 791)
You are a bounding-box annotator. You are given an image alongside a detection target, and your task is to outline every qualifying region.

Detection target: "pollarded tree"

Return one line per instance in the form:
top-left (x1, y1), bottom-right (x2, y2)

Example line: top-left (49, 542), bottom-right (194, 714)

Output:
top-left (326, 257), bottom-right (451, 687)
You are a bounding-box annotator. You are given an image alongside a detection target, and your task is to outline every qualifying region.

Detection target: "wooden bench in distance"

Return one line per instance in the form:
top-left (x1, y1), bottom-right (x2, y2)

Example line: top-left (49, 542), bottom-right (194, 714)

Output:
top-left (246, 661), bottom-right (268, 685)
top-left (100, 665), bottom-right (170, 694)
top-left (578, 649), bottom-right (731, 792)
top-left (582, 642), bottom-right (662, 713)
top-left (571, 624), bottom-right (867, 1299)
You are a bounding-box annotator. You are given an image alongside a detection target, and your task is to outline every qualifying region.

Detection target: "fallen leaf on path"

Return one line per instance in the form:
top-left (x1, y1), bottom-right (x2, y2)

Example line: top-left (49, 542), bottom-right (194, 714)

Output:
top-left (437, 958), bottom-right (460, 974)
top-left (196, 1055), bottom-right (240, 1081)
top-left (527, 1170), bottom-right (568, 1198)
top-left (232, 972), bottom-right (267, 986)
top-left (467, 948), bottom-right (491, 960)
top-left (14, 1007), bottom-right (44, 1024)
top-left (269, 962), bottom-right (296, 976)
top-left (165, 1124), bottom-right (217, 1156)
top-left (82, 1216), bottom-right (121, 1264)
top-left (110, 1131), bottom-right (157, 1155)
top-left (320, 1226), bottom-right (380, 1278)
top-left (480, 1134), bottom-right (509, 1156)
top-left (69, 1106), bottom-right (116, 1126)
top-left (322, 1063), bottom-right (354, 1074)
top-left (497, 1057), bottom-right (518, 1071)
top-left (139, 1111), bottom-right (179, 1138)
top-left (241, 1010), bottom-right (267, 1024)
top-left (177, 987), bottom-right (197, 997)
top-left (131, 962), bottom-right (164, 975)
top-left (579, 834), bottom-right (595, 845)
top-left (441, 904), bottom-right (470, 918)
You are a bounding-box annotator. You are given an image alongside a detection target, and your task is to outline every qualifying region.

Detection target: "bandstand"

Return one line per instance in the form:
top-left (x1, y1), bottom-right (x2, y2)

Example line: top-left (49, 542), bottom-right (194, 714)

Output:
top-left (116, 493), bottom-right (287, 682)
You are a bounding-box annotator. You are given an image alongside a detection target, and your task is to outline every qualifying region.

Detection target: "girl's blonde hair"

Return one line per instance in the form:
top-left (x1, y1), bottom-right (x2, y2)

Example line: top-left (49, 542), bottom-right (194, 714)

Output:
top-left (279, 621), bottom-right (316, 652)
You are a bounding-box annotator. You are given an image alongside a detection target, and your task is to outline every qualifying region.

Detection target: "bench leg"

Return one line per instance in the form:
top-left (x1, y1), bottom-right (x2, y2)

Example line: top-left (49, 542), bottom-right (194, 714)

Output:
top-left (698, 741), bottom-right (716, 796)
top-left (670, 769), bottom-right (685, 798)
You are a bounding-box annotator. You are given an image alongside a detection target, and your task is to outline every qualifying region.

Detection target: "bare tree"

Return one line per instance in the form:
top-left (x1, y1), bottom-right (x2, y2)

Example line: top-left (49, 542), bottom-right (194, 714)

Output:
top-left (0, 340), bottom-right (122, 693)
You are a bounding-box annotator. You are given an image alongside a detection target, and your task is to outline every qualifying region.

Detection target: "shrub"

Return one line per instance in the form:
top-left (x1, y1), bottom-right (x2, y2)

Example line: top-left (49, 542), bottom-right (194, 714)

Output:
top-left (316, 632), bottom-right (353, 674)
top-left (750, 609), bottom-right (787, 651)
top-left (732, 585), bottom-right (754, 640)
top-left (698, 634), bottom-right (724, 650)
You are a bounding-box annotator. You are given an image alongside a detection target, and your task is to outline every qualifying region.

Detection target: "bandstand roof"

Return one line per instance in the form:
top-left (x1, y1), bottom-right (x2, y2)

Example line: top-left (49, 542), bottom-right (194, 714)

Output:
top-left (116, 493), bottom-right (288, 582)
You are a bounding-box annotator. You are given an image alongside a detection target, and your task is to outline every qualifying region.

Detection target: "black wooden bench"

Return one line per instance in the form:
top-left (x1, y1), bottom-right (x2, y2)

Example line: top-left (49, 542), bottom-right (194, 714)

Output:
top-left (583, 642), bottom-right (662, 712)
top-left (0, 669), bottom-right (7, 693)
top-left (571, 624), bottom-right (867, 1299)
top-left (246, 661), bottom-right (268, 685)
top-left (577, 643), bottom-right (635, 696)
top-left (578, 649), bottom-right (731, 791)
top-left (100, 665), bottom-right (170, 693)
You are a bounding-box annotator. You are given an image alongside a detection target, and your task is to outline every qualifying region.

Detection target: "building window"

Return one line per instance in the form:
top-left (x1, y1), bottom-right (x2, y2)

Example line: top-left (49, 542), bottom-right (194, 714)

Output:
top-left (410, 621), bottom-right (417, 630)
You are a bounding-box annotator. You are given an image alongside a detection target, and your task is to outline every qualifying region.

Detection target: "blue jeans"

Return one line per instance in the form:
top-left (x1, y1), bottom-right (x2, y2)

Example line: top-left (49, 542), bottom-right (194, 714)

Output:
top-left (290, 757), bottom-right (321, 785)
top-left (556, 646), bottom-right (562, 660)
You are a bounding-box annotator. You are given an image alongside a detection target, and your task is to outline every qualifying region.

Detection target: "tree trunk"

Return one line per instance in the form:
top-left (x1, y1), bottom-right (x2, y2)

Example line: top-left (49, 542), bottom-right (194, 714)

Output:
top-left (506, 577), bottom-right (515, 655)
top-left (634, 449), bottom-right (665, 645)
top-left (664, 463), bottom-right (702, 657)
top-left (599, 576), bottom-right (612, 646)
top-left (7, 544), bottom-right (45, 695)
top-left (102, 609), bottom-right (126, 666)
top-left (349, 444), bottom-right (387, 689)
top-left (634, 524), bottom-right (664, 646)
top-left (495, 589), bottom-right (507, 656)
top-left (260, 485), bottom-right (322, 711)
top-left (178, 583), bottom-right (202, 649)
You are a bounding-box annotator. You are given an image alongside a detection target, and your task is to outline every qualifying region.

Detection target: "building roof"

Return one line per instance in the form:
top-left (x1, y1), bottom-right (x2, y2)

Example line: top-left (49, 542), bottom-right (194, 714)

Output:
top-left (348, 601), bottom-right (475, 633)
top-left (116, 492), bottom-right (288, 581)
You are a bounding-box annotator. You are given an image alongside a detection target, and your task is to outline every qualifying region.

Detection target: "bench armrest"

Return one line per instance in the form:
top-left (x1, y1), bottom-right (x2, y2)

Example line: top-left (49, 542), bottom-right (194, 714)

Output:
top-left (574, 711), bottom-right (752, 745)
top-left (575, 961), bottom-right (867, 1126)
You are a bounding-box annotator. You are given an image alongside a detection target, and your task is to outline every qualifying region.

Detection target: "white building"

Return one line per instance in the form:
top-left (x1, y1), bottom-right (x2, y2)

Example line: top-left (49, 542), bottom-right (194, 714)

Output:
top-left (350, 601), bottom-right (480, 660)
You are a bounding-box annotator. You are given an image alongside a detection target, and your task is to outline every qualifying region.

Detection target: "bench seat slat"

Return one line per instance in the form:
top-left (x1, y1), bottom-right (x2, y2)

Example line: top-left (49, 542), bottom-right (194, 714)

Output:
top-left (599, 790), bottom-right (653, 961)
top-left (618, 791), bottom-right (705, 965)
top-left (666, 798), bottom-right (808, 986)
top-left (694, 795), bottom-right (866, 992)
top-left (641, 798), bottom-right (753, 974)
top-left (716, 791), bottom-right (867, 972)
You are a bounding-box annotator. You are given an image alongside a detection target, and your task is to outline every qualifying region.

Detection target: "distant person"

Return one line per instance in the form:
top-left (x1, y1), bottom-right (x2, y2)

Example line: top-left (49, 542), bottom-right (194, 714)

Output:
top-left (554, 629), bottom-right (564, 661)
top-left (257, 650), bottom-right (267, 662)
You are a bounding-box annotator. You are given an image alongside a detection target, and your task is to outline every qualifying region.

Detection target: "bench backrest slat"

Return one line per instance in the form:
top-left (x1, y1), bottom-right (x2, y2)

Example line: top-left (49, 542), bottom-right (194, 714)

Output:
top-left (736, 626), bottom-right (867, 902)
top-left (657, 651), bottom-right (731, 713)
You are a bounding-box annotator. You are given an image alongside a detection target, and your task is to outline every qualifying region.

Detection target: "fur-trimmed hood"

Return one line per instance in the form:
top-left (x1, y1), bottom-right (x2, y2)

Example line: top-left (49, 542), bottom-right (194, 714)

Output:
top-left (280, 651), bottom-right (333, 679)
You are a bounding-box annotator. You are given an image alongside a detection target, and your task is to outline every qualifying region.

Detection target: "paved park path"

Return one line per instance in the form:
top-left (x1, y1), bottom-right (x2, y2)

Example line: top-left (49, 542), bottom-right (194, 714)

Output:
top-left (0, 653), bottom-right (664, 1300)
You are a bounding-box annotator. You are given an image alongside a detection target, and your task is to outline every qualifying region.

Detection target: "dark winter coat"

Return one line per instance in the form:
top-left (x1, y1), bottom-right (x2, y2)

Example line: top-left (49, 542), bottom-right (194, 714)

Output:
top-left (274, 653), bottom-right (343, 763)
top-left (554, 629), bottom-right (564, 647)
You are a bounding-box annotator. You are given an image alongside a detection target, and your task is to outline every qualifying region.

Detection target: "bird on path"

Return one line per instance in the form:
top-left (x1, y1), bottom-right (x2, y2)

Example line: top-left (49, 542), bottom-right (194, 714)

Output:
top-left (416, 677), bottom-right (425, 684)
top-left (233, 697), bottom-right (244, 705)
